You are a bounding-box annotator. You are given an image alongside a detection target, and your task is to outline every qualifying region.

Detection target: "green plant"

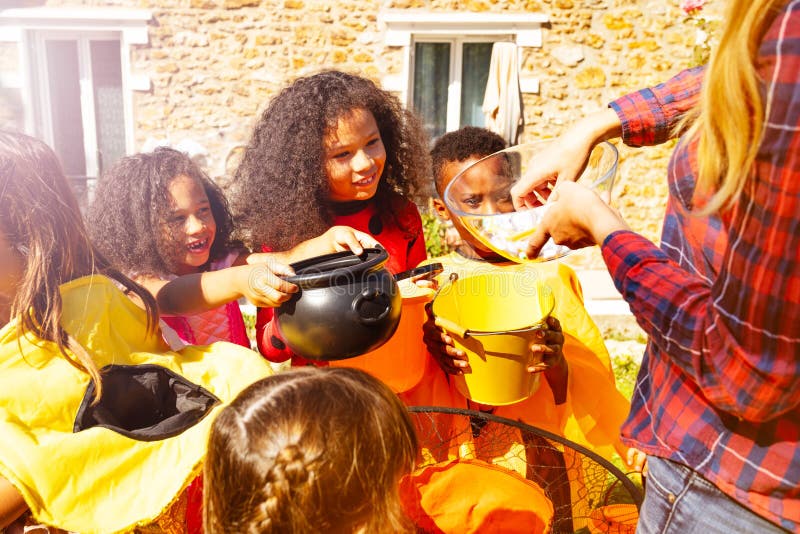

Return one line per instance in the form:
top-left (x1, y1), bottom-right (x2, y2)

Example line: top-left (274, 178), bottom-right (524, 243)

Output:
top-left (682, 0), bottom-right (720, 67)
top-left (421, 198), bottom-right (452, 258)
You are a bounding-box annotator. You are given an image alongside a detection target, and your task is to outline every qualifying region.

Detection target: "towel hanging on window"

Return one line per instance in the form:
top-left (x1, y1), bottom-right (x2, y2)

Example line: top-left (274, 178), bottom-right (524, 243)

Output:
top-left (482, 42), bottom-right (524, 145)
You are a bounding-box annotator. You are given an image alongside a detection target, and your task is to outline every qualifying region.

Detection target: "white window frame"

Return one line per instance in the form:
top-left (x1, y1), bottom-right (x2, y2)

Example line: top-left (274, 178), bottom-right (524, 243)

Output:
top-left (0, 7), bottom-right (150, 172)
top-left (378, 10), bottom-right (548, 110)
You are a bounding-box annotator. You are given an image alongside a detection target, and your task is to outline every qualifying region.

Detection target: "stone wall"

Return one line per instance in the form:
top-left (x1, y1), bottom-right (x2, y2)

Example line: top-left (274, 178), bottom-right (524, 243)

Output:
top-left (9, 0), bottom-right (724, 256)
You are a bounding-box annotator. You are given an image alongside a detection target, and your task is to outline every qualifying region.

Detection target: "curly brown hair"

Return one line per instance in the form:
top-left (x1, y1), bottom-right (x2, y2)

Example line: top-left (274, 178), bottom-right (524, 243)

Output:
top-left (87, 147), bottom-right (239, 278)
top-left (204, 366), bottom-right (418, 534)
top-left (430, 126), bottom-right (507, 196)
top-left (0, 130), bottom-right (157, 400)
top-left (230, 70), bottom-right (431, 251)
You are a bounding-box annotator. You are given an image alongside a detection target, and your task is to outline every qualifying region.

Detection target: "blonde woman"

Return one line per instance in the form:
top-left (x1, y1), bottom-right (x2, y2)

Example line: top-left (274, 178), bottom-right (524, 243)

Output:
top-left (509, 0), bottom-right (799, 532)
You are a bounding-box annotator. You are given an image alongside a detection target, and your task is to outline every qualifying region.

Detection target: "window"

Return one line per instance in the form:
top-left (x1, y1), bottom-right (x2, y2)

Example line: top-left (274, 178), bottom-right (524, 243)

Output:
top-left (412, 38), bottom-right (498, 140)
top-left (379, 10), bottom-right (547, 141)
top-left (35, 34), bottom-right (126, 177)
top-left (0, 8), bottom-right (150, 181)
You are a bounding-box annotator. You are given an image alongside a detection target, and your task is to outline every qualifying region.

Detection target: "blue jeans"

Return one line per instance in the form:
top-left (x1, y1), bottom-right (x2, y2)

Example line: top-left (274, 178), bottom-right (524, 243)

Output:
top-left (637, 456), bottom-right (789, 534)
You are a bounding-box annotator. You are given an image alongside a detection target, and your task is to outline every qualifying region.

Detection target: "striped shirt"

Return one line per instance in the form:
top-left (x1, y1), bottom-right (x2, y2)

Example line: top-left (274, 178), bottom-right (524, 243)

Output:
top-left (605, 3), bottom-right (800, 531)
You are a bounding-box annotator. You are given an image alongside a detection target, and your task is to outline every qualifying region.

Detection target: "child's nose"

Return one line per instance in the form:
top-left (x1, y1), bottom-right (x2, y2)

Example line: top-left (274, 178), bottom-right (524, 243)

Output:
top-left (186, 215), bottom-right (206, 234)
top-left (480, 201), bottom-right (500, 215)
top-left (351, 149), bottom-right (373, 172)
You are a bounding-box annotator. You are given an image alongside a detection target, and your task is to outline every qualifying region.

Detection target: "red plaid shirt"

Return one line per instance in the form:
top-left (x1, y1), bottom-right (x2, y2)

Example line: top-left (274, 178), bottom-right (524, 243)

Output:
top-left (605, 4), bottom-right (800, 531)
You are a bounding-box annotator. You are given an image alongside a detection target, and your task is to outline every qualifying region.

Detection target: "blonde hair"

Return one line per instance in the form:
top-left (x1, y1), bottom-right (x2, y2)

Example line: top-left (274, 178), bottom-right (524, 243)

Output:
top-left (204, 367), bottom-right (418, 534)
top-left (0, 130), bottom-right (158, 400)
top-left (687, 0), bottom-right (787, 212)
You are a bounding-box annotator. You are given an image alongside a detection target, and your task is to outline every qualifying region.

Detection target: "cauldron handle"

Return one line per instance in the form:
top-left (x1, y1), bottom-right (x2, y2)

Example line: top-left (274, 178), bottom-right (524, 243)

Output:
top-left (352, 287), bottom-right (392, 325)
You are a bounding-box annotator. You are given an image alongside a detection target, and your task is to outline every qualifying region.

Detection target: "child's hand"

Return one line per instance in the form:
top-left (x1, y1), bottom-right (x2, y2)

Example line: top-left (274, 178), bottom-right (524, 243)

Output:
top-left (626, 447), bottom-right (648, 475)
top-left (242, 261), bottom-right (298, 308)
top-left (527, 316), bottom-right (568, 404)
top-left (422, 306), bottom-right (469, 375)
top-left (322, 225), bottom-right (381, 255)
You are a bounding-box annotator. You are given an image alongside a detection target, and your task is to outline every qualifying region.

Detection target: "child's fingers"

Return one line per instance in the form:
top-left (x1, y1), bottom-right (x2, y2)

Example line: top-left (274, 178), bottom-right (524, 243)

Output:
top-left (413, 278), bottom-right (436, 289)
top-left (335, 231), bottom-right (364, 255)
top-left (267, 261), bottom-right (296, 278)
top-left (546, 315), bottom-right (562, 332)
top-left (353, 230), bottom-right (380, 249)
top-left (432, 344), bottom-right (469, 375)
top-left (249, 265), bottom-right (297, 297)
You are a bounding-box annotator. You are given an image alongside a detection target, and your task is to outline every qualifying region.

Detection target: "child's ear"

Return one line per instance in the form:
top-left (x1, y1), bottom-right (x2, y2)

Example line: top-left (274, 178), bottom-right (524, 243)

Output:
top-left (432, 198), bottom-right (451, 221)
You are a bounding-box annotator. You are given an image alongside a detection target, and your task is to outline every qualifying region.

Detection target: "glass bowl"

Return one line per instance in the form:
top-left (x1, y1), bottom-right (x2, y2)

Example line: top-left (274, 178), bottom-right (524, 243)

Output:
top-left (442, 140), bottom-right (618, 263)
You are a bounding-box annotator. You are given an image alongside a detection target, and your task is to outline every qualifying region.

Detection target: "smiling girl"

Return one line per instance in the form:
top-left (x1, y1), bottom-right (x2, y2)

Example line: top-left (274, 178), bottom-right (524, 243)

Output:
top-left (87, 147), bottom-right (376, 350)
top-left (230, 70), bottom-right (432, 365)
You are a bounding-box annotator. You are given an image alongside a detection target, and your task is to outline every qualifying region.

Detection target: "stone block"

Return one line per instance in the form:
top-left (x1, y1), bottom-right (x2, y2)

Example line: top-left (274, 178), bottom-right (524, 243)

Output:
top-left (224, 0), bottom-right (260, 7)
top-left (575, 66), bottom-right (606, 88)
top-left (603, 13), bottom-right (632, 30)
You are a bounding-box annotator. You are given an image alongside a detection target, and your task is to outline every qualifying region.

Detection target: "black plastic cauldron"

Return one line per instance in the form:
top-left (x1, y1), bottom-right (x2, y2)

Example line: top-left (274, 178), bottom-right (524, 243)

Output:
top-left (275, 247), bottom-right (402, 361)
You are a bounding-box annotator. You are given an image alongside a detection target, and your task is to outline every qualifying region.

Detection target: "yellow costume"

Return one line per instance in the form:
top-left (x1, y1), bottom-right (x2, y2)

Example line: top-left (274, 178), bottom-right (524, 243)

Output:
top-left (405, 252), bottom-right (627, 458)
top-left (0, 275), bottom-right (271, 533)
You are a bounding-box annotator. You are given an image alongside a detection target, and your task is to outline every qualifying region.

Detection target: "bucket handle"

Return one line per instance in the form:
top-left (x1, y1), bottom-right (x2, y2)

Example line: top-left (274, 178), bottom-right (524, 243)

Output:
top-left (434, 317), bottom-right (547, 338)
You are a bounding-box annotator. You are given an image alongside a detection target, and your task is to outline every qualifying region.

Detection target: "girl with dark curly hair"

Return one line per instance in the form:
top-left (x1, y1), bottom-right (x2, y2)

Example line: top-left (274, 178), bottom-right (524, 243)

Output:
top-left (87, 146), bottom-right (377, 350)
top-left (229, 70), bottom-right (432, 365)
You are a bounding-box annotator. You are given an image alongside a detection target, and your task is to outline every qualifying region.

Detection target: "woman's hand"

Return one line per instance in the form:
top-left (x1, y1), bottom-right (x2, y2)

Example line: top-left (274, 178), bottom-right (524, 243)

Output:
top-left (510, 109), bottom-right (622, 209)
top-left (525, 181), bottom-right (630, 259)
top-left (527, 316), bottom-right (569, 405)
top-left (626, 447), bottom-right (648, 475)
top-left (422, 307), bottom-right (468, 375)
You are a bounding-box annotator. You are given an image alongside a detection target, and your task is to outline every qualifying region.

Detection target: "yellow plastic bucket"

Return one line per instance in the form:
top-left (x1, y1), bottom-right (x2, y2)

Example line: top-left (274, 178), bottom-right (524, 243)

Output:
top-left (331, 281), bottom-right (434, 393)
top-left (431, 271), bottom-right (552, 406)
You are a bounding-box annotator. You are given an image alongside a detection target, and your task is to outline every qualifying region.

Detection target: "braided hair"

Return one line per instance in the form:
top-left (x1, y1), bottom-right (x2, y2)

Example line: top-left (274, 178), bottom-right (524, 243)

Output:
top-left (204, 367), bottom-right (418, 533)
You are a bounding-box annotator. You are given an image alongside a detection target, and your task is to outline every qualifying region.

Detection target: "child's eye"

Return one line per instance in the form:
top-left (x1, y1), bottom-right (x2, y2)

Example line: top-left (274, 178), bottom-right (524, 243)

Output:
top-left (462, 197), bottom-right (482, 208)
top-left (198, 207), bottom-right (212, 217)
top-left (366, 138), bottom-right (381, 147)
top-left (169, 215), bottom-right (186, 225)
top-left (332, 151), bottom-right (350, 159)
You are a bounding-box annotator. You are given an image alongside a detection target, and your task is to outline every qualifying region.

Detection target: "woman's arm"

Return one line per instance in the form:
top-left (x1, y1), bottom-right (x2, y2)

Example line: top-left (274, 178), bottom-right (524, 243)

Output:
top-left (511, 67), bottom-right (704, 209)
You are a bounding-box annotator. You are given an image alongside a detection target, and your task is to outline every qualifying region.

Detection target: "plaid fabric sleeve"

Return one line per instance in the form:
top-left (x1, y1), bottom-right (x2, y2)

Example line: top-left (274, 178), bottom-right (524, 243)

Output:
top-left (609, 66), bottom-right (705, 147)
top-left (603, 226), bottom-right (800, 421)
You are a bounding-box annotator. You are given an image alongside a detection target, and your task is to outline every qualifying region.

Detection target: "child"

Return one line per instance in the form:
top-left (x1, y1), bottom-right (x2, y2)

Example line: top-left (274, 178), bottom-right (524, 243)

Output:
top-left (204, 366), bottom-right (418, 533)
top-left (408, 126), bottom-right (644, 531)
top-left (87, 146), bottom-right (376, 350)
top-left (229, 70), bottom-right (432, 365)
top-left (0, 130), bottom-right (272, 532)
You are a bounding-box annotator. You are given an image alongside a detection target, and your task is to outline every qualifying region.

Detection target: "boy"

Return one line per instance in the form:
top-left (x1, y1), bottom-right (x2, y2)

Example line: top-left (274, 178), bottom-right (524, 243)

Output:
top-left (401, 127), bottom-right (643, 532)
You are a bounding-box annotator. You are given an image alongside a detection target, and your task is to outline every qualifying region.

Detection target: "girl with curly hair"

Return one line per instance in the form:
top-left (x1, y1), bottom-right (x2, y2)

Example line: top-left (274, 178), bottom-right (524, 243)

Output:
top-left (230, 70), bottom-right (432, 364)
top-left (88, 146), bottom-right (376, 350)
top-left (204, 366), bottom-right (418, 534)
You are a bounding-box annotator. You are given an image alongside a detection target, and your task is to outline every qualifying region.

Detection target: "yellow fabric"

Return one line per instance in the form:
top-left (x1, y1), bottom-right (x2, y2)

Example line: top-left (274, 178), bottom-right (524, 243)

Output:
top-left (417, 253), bottom-right (628, 459)
top-left (0, 275), bottom-right (272, 534)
